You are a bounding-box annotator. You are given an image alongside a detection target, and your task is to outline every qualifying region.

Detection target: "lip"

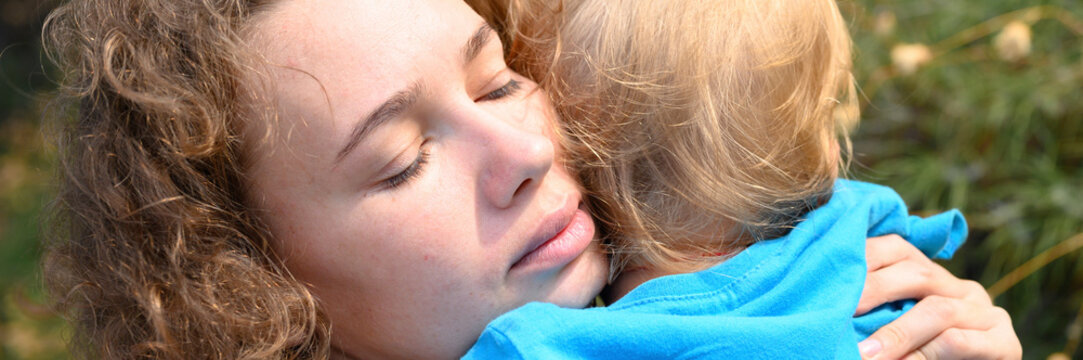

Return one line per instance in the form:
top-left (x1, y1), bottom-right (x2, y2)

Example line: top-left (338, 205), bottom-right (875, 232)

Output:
top-left (510, 196), bottom-right (596, 272)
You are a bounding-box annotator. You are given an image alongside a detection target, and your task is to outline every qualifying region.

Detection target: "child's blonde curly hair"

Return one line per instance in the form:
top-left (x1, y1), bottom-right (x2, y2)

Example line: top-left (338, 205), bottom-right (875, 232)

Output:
top-left (471, 0), bottom-right (858, 275)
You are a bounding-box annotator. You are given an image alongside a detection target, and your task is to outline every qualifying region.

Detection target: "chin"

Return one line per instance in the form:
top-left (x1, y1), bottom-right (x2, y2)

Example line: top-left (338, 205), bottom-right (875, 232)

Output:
top-left (548, 242), bottom-right (609, 308)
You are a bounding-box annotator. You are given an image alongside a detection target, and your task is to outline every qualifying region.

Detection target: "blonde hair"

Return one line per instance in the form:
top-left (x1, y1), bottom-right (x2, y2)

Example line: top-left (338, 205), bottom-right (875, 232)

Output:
top-left (42, 0), bottom-right (330, 358)
top-left (471, 0), bottom-right (857, 274)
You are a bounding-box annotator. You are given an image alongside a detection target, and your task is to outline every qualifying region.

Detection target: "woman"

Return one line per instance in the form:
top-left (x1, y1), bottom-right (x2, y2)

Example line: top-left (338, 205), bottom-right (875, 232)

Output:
top-left (42, 0), bottom-right (1016, 358)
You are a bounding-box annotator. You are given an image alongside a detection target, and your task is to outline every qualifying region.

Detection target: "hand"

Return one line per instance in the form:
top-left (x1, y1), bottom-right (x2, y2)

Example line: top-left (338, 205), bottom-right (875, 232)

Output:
top-left (857, 235), bottom-right (1021, 360)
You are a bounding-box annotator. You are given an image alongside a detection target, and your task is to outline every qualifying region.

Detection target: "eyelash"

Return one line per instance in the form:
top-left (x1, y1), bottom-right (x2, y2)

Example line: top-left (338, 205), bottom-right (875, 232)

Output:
top-left (481, 79), bottom-right (522, 101)
top-left (383, 148), bottom-right (430, 190)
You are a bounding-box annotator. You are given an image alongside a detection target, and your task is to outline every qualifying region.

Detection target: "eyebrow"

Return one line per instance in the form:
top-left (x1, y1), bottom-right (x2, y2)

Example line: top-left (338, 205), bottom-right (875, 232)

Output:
top-left (335, 82), bottom-right (422, 163)
top-left (463, 22), bottom-right (494, 65)
top-left (335, 22), bottom-right (495, 164)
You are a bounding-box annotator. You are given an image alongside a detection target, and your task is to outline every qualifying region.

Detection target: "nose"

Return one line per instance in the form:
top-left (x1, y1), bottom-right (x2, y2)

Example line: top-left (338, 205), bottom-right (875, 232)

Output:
top-left (473, 111), bottom-right (556, 209)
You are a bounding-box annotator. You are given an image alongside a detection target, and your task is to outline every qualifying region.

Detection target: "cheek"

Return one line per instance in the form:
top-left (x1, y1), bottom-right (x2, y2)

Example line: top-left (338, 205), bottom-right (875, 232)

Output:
top-left (361, 213), bottom-right (456, 269)
top-left (306, 202), bottom-right (514, 357)
top-left (306, 193), bottom-right (489, 286)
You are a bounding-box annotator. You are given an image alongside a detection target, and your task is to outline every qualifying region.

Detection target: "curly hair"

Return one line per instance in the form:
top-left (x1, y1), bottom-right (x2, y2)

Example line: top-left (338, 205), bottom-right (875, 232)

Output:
top-left (42, 0), bottom-right (330, 358)
top-left (471, 0), bottom-right (857, 275)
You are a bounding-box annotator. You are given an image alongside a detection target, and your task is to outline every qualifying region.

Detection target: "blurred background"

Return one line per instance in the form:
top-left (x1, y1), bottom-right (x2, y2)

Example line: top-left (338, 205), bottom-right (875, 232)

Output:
top-left (845, 1), bottom-right (1082, 359)
top-left (0, 0), bottom-right (1080, 359)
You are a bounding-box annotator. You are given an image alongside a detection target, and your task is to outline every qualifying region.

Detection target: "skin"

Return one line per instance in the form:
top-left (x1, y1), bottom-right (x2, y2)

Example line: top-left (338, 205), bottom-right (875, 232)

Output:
top-left (245, 0), bottom-right (607, 358)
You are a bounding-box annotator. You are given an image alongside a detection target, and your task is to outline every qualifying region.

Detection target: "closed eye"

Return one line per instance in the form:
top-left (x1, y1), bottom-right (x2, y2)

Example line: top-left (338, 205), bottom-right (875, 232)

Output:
top-left (383, 148), bottom-right (429, 190)
top-left (478, 79), bottom-right (521, 102)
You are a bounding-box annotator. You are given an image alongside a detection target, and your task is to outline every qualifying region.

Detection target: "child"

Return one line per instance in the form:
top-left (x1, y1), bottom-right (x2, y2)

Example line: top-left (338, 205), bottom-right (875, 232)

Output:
top-left (464, 0), bottom-right (967, 358)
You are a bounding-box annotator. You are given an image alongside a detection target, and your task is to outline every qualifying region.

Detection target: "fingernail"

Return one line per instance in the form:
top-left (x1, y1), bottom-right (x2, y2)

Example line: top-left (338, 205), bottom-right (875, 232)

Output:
top-left (858, 339), bottom-right (882, 358)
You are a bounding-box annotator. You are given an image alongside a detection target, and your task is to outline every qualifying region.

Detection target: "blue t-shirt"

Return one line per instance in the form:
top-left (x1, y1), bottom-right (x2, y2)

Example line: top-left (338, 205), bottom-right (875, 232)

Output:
top-left (464, 180), bottom-right (966, 359)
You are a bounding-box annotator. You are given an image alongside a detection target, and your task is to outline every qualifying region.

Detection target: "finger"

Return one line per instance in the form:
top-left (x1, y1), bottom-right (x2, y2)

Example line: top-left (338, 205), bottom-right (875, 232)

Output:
top-left (858, 259), bottom-right (943, 315)
top-left (902, 329), bottom-right (999, 360)
top-left (857, 261), bottom-right (990, 315)
top-left (904, 308), bottom-right (1020, 360)
top-left (955, 279), bottom-right (993, 306)
top-left (866, 234), bottom-right (919, 271)
top-left (859, 296), bottom-right (998, 360)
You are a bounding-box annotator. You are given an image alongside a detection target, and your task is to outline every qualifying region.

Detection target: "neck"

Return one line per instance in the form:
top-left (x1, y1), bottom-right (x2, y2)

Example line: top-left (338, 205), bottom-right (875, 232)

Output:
top-left (601, 247), bottom-right (742, 303)
top-left (601, 265), bottom-right (679, 303)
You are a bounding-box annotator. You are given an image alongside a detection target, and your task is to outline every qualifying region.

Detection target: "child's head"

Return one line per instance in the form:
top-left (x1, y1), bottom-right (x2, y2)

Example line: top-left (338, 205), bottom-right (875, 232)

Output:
top-left (477, 0), bottom-right (857, 273)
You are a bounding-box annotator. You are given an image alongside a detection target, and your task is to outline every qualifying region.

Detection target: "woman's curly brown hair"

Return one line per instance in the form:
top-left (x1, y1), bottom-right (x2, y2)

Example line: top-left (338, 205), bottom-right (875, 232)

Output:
top-left (42, 0), bottom-right (330, 358)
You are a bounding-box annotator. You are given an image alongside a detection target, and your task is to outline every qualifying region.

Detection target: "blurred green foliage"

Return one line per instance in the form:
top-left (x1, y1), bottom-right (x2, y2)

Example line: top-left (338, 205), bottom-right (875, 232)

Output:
top-left (0, 0), bottom-right (1079, 359)
top-left (847, 0), bottom-right (1083, 358)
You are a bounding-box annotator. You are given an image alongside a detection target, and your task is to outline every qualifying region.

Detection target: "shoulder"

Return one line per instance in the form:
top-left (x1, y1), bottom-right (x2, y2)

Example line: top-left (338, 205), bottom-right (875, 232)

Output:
top-left (833, 179), bottom-right (900, 198)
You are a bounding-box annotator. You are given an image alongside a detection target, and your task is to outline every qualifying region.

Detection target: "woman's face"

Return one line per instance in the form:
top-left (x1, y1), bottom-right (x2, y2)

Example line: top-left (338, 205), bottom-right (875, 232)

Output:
top-left (245, 0), bottom-right (608, 358)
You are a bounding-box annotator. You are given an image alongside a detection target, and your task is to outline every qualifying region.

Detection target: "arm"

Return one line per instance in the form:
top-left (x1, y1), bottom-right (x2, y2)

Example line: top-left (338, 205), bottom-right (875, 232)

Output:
top-left (859, 235), bottom-right (1021, 360)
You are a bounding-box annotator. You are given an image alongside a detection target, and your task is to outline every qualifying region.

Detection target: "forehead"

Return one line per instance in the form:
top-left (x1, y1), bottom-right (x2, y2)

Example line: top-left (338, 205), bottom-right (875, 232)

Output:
top-left (252, 0), bottom-right (483, 91)
top-left (245, 0), bottom-right (487, 164)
